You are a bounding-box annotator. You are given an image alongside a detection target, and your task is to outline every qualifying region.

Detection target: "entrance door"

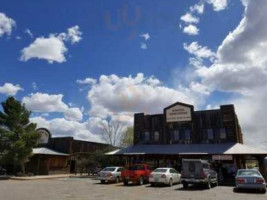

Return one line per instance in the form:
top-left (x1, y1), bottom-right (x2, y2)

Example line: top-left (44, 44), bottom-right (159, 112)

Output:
top-left (70, 160), bottom-right (76, 173)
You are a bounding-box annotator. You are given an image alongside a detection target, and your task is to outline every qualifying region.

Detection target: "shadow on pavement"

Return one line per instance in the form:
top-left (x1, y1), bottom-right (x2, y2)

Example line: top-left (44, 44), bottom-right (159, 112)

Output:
top-left (233, 188), bottom-right (266, 195)
top-left (176, 184), bottom-right (210, 191)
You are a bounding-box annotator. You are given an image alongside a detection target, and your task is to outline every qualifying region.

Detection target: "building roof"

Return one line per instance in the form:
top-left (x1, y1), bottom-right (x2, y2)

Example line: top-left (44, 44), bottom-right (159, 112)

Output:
top-left (33, 147), bottom-right (69, 156)
top-left (106, 143), bottom-right (267, 156)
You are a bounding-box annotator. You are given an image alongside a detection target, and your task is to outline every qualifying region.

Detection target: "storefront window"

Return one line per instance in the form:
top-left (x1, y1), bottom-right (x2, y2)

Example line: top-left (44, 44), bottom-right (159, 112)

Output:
top-left (207, 129), bottom-right (214, 140)
top-left (154, 131), bottom-right (159, 141)
top-left (172, 130), bottom-right (180, 141)
top-left (220, 128), bottom-right (226, 139)
top-left (185, 129), bottom-right (191, 140)
top-left (142, 131), bottom-right (150, 142)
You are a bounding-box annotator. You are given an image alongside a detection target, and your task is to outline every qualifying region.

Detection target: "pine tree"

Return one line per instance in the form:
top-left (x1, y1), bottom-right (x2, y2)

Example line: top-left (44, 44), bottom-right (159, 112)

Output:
top-left (0, 97), bottom-right (40, 175)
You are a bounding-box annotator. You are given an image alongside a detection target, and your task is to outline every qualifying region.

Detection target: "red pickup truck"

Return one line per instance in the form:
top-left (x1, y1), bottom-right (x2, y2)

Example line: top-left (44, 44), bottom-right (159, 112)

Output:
top-left (121, 164), bottom-right (151, 185)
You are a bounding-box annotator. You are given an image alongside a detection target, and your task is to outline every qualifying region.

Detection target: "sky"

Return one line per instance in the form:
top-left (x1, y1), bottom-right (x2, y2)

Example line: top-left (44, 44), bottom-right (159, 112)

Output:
top-left (0, 0), bottom-right (267, 149)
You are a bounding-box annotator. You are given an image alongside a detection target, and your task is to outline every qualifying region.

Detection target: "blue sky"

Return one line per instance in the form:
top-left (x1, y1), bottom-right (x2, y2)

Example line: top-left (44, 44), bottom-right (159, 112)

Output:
top-left (1, 0), bottom-right (266, 149)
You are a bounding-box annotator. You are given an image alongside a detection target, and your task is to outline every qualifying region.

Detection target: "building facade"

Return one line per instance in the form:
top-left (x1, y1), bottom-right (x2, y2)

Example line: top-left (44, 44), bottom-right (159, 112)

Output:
top-left (108, 102), bottom-right (267, 184)
top-left (26, 128), bottom-right (111, 175)
top-left (134, 102), bottom-right (243, 145)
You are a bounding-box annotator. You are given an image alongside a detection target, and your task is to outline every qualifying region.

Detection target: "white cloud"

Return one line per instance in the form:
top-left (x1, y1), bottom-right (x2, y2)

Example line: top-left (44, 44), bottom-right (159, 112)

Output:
top-left (64, 107), bottom-right (83, 121)
top-left (183, 24), bottom-right (199, 35)
top-left (66, 25), bottom-right (82, 44)
top-left (206, 0), bottom-right (228, 11)
top-left (184, 42), bottom-right (216, 60)
top-left (24, 29), bottom-right (33, 38)
top-left (76, 77), bottom-right (97, 85)
top-left (140, 33), bottom-right (150, 41)
top-left (189, 82), bottom-right (210, 95)
top-left (0, 83), bottom-right (23, 96)
top-left (32, 82), bottom-right (38, 90)
top-left (180, 13), bottom-right (199, 24)
top-left (22, 92), bottom-right (83, 121)
top-left (190, 4), bottom-right (205, 14)
top-left (22, 93), bottom-right (68, 112)
top-left (30, 116), bottom-right (102, 142)
top-left (20, 36), bottom-right (67, 63)
top-left (140, 42), bottom-right (147, 50)
top-left (0, 12), bottom-right (15, 37)
top-left (20, 26), bottom-right (82, 63)
top-left (187, 0), bottom-right (267, 150)
top-left (86, 73), bottom-right (193, 120)
top-left (196, 0), bottom-right (267, 93)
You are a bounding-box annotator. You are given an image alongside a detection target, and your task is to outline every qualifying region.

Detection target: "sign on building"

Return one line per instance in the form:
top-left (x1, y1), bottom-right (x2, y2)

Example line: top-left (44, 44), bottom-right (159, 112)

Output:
top-left (212, 155), bottom-right (233, 161)
top-left (166, 104), bottom-right (192, 122)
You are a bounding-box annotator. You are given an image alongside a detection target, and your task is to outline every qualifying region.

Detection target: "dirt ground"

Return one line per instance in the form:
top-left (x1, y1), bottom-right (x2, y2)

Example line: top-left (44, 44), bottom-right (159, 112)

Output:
top-left (0, 178), bottom-right (266, 200)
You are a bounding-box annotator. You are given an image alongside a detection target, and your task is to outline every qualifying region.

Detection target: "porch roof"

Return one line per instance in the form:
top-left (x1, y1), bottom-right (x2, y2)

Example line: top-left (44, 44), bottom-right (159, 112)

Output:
top-left (106, 143), bottom-right (267, 156)
top-left (33, 147), bottom-right (69, 156)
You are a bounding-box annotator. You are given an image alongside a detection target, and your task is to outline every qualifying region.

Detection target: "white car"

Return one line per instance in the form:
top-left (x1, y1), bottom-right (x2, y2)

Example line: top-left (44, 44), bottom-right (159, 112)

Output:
top-left (98, 167), bottom-right (124, 183)
top-left (149, 168), bottom-right (181, 187)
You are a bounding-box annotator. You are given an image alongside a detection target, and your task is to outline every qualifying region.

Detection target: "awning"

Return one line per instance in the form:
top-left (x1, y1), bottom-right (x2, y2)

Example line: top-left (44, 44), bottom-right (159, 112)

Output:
top-left (106, 143), bottom-right (267, 156)
top-left (33, 147), bottom-right (69, 156)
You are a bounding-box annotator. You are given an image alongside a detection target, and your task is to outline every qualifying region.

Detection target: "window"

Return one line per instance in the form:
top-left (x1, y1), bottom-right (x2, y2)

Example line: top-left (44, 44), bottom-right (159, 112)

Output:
top-left (154, 131), bottom-right (159, 141)
top-left (185, 129), bottom-right (191, 140)
top-left (220, 128), bottom-right (226, 139)
top-left (172, 130), bottom-right (180, 141)
top-left (117, 168), bottom-right (123, 172)
top-left (142, 131), bottom-right (150, 142)
top-left (207, 129), bottom-right (214, 140)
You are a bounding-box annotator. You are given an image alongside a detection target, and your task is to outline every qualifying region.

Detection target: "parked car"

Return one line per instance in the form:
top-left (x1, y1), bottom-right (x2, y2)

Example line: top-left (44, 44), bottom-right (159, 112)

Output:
top-left (181, 159), bottom-right (218, 189)
top-left (98, 166), bottom-right (124, 184)
top-left (121, 164), bottom-right (151, 185)
top-left (234, 169), bottom-right (266, 193)
top-left (149, 168), bottom-right (181, 187)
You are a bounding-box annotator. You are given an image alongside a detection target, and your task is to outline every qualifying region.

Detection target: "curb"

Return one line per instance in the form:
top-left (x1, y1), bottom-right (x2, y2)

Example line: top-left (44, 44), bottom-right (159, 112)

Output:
top-left (10, 174), bottom-right (72, 180)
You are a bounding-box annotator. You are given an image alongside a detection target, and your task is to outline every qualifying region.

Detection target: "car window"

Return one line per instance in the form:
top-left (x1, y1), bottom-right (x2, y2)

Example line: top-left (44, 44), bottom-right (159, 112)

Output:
top-left (237, 170), bottom-right (260, 176)
top-left (202, 163), bottom-right (210, 169)
top-left (129, 165), bottom-right (144, 170)
top-left (102, 167), bottom-right (116, 172)
top-left (117, 168), bottom-right (123, 172)
top-left (154, 169), bottom-right (167, 173)
top-left (170, 169), bottom-right (177, 173)
top-left (188, 162), bottom-right (196, 172)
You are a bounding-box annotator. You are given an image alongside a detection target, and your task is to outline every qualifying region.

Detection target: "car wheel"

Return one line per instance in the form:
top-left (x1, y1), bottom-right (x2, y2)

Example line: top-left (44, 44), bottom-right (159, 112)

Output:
top-left (183, 183), bottom-right (188, 189)
top-left (115, 177), bottom-right (119, 183)
top-left (169, 178), bottom-right (173, 187)
top-left (100, 180), bottom-right (105, 184)
top-left (233, 188), bottom-right (239, 193)
top-left (261, 188), bottom-right (266, 194)
top-left (151, 183), bottom-right (155, 187)
top-left (123, 180), bottom-right (128, 186)
top-left (139, 176), bottom-right (144, 185)
top-left (206, 179), bottom-right (211, 189)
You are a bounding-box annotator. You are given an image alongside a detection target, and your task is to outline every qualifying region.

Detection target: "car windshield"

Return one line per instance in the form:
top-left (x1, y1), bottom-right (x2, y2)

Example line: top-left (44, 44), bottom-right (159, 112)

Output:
top-left (102, 167), bottom-right (116, 172)
top-left (153, 169), bottom-right (167, 173)
top-left (128, 165), bottom-right (144, 170)
top-left (237, 170), bottom-right (260, 176)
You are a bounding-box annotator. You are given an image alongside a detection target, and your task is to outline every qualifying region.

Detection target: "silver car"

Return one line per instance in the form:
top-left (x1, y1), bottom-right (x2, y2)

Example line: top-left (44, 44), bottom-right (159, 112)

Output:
top-left (98, 167), bottom-right (123, 184)
top-left (235, 169), bottom-right (266, 193)
top-left (149, 168), bottom-right (181, 187)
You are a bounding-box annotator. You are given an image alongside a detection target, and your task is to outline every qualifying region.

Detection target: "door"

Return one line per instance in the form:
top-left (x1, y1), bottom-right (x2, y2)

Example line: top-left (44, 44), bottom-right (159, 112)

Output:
top-left (70, 160), bottom-right (76, 173)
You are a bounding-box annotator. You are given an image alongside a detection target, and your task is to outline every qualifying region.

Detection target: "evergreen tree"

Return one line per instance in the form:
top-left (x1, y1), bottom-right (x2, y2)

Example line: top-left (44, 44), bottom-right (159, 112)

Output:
top-left (0, 97), bottom-right (40, 175)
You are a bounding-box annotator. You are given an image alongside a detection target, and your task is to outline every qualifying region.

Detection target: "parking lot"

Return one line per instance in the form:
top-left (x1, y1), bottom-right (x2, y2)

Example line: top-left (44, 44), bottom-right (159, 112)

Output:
top-left (0, 178), bottom-right (266, 200)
